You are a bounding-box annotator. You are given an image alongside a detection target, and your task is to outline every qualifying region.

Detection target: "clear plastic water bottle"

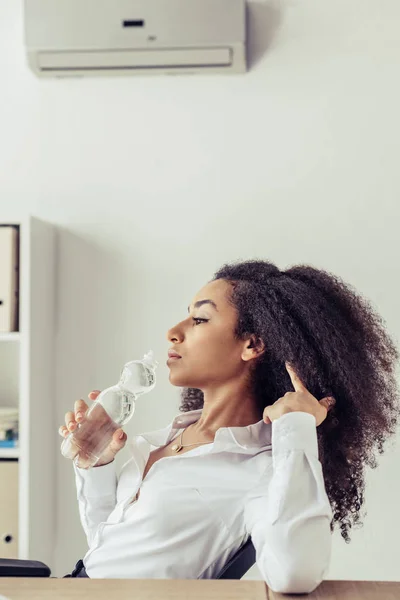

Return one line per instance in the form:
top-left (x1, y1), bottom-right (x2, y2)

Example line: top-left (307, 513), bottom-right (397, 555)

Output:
top-left (61, 351), bottom-right (158, 468)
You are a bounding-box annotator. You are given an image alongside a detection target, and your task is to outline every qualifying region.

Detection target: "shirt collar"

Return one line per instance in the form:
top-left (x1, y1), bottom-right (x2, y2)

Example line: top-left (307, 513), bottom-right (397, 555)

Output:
top-left (130, 408), bottom-right (272, 456)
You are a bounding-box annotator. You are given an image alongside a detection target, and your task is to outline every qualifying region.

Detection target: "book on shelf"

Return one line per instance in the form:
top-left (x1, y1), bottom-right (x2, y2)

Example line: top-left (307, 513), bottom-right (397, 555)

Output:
top-left (0, 439), bottom-right (18, 448)
top-left (0, 225), bottom-right (19, 333)
top-left (0, 406), bottom-right (19, 446)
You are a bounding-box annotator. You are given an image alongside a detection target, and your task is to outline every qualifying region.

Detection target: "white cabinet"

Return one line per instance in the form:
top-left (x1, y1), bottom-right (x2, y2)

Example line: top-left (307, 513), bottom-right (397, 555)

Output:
top-left (0, 461), bottom-right (19, 558)
top-left (0, 216), bottom-right (55, 571)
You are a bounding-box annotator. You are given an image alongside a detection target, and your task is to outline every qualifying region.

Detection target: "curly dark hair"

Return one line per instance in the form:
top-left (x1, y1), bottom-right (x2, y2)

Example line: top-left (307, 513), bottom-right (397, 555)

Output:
top-left (179, 259), bottom-right (400, 543)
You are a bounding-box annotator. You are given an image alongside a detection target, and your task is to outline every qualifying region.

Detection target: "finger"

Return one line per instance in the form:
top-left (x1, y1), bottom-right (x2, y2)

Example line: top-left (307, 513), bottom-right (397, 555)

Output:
top-left (320, 396), bottom-right (336, 412)
top-left (263, 407), bottom-right (272, 424)
top-left (65, 410), bottom-right (76, 431)
top-left (88, 390), bottom-right (101, 400)
top-left (74, 399), bottom-right (89, 422)
top-left (108, 429), bottom-right (127, 455)
top-left (285, 362), bottom-right (307, 393)
top-left (58, 425), bottom-right (69, 438)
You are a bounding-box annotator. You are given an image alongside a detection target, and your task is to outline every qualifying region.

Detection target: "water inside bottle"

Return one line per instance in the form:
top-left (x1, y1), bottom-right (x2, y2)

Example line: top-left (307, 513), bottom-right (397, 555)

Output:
top-left (68, 403), bottom-right (120, 468)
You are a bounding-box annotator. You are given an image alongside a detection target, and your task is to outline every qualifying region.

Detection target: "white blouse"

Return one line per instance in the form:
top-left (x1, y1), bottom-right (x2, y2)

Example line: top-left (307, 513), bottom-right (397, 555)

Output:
top-left (73, 409), bottom-right (333, 593)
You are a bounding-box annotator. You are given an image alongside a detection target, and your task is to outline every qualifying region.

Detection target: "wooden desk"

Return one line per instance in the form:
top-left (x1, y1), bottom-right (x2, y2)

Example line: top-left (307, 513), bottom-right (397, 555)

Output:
top-left (0, 578), bottom-right (399, 600)
top-left (270, 580), bottom-right (400, 599)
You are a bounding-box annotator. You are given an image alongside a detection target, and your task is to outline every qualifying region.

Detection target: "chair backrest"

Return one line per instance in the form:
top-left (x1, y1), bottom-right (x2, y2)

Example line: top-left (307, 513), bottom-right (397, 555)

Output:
top-left (216, 538), bottom-right (256, 580)
top-left (0, 558), bottom-right (51, 577)
top-left (0, 539), bottom-right (256, 579)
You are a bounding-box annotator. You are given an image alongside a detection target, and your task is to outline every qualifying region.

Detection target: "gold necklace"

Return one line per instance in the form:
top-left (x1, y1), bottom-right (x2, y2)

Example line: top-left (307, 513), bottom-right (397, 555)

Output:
top-left (170, 426), bottom-right (211, 453)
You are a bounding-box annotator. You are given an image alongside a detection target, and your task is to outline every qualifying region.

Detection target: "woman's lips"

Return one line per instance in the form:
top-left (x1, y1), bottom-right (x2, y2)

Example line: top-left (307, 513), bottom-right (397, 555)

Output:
top-left (166, 356), bottom-right (182, 365)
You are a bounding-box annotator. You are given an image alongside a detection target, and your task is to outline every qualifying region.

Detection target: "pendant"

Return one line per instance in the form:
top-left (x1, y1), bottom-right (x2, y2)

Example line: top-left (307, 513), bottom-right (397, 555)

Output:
top-left (171, 443), bottom-right (183, 453)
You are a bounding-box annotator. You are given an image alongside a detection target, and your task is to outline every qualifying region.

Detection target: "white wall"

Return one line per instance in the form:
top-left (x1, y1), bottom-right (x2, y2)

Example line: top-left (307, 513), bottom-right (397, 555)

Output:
top-left (1, 0), bottom-right (400, 581)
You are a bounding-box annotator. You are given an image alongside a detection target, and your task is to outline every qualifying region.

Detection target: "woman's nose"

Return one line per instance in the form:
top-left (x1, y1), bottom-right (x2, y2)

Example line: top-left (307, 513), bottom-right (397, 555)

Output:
top-left (167, 324), bottom-right (182, 343)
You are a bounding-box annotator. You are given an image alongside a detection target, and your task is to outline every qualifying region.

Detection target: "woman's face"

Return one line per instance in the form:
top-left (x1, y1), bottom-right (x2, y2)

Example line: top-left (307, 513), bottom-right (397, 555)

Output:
top-left (166, 279), bottom-right (250, 389)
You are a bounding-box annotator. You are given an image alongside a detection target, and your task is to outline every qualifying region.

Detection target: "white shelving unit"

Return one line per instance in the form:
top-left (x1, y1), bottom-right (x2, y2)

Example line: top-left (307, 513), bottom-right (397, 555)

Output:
top-left (0, 333), bottom-right (20, 343)
top-left (0, 447), bottom-right (20, 460)
top-left (0, 216), bottom-right (55, 570)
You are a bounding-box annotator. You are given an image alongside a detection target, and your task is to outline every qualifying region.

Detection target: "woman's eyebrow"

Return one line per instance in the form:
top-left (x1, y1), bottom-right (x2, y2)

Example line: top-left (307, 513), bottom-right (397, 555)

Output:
top-left (187, 300), bottom-right (218, 313)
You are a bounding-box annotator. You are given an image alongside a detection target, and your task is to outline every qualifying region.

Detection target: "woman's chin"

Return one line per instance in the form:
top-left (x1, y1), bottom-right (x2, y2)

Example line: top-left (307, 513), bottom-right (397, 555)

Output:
top-left (168, 373), bottom-right (189, 387)
top-left (168, 371), bottom-right (197, 388)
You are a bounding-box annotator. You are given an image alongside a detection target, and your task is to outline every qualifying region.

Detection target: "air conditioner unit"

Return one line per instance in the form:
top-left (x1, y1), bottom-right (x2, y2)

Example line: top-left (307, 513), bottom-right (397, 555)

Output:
top-left (24, 0), bottom-right (246, 77)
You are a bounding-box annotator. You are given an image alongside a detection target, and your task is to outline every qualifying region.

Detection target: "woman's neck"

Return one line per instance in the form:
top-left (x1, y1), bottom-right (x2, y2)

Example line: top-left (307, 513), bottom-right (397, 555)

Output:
top-left (189, 386), bottom-right (262, 440)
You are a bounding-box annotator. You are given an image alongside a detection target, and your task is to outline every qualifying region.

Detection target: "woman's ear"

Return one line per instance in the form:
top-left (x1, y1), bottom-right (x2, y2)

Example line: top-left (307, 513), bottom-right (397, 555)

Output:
top-left (242, 335), bottom-right (265, 362)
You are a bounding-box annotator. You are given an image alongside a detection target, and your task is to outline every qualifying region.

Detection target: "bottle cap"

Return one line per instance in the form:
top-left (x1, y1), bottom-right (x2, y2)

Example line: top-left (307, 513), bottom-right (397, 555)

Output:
top-left (142, 350), bottom-right (159, 370)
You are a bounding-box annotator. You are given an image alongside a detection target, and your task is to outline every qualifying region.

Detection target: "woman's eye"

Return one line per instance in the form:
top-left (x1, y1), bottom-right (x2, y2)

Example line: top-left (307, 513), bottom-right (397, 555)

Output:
top-left (192, 318), bottom-right (208, 325)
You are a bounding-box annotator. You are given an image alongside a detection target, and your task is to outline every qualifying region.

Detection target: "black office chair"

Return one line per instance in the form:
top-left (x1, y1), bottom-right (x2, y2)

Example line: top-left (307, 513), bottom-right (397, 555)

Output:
top-left (0, 538), bottom-right (256, 579)
top-left (216, 537), bottom-right (256, 579)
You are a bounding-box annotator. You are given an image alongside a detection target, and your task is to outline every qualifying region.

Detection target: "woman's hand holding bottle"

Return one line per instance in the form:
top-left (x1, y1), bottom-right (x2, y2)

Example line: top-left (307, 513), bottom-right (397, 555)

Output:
top-left (58, 390), bottom-right (127, 468)
top-left (59, 351), bottom-right (158, 469)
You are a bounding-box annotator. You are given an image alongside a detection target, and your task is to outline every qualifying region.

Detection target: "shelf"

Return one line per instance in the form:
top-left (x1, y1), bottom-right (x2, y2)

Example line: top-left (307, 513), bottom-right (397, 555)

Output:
top-left (0, 216), bottom-right (55, 569)
top-left (0, 332), bottom-right (20, 342)
top-left (0, 447), bottom-right (19, 459)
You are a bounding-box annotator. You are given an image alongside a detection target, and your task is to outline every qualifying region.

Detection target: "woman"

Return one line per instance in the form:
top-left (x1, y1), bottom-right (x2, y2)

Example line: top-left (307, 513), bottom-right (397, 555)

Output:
top-left (59, 259), bottom-right (400, 593)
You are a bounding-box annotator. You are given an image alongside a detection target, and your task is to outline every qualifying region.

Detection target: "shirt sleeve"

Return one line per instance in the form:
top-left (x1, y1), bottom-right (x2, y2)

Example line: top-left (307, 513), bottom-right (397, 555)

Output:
top-left (243, 411), bottom-right (333, 594)
top-left (73, 460), bottom-right (118, 547)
